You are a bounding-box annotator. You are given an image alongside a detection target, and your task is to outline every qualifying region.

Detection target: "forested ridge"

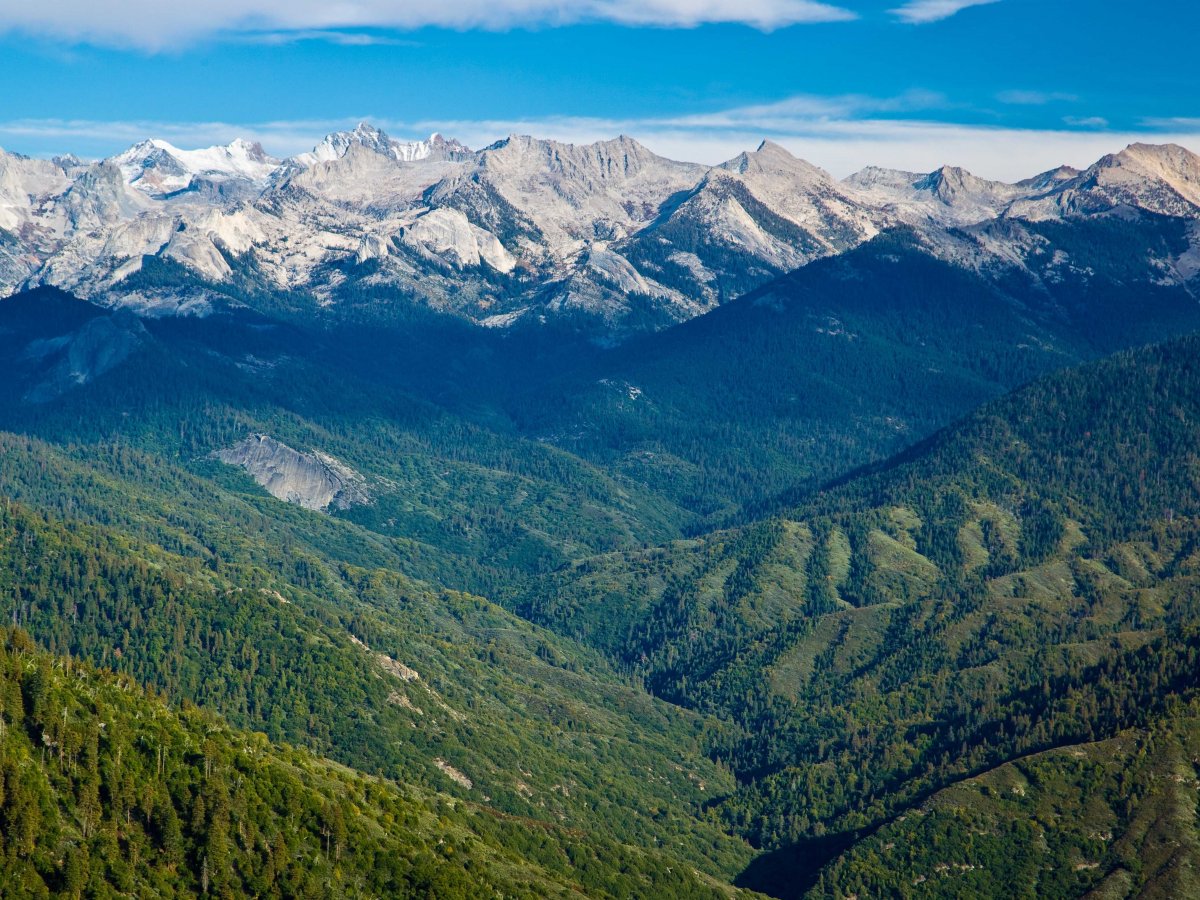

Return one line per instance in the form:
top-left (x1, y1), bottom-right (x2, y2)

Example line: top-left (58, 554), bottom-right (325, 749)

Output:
top-left (0, 627), bottom-right (747, 899)
top-left (0, 475), bottom-right (753, 882)
top-left (508, 218), bottom-right (1200, 519)
top-left (812, 689), bottom-right (1200, 898)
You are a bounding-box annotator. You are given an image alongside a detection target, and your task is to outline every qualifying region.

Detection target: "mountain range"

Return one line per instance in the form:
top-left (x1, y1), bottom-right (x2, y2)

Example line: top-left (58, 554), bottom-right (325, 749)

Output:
top-left (3, 126), bottom-right (1199, 335)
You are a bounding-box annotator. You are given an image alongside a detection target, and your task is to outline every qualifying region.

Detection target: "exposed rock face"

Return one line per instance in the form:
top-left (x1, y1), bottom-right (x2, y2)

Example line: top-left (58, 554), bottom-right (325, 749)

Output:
top-left (22, 310), bottom-right (145, 404)
top-left (399, 207), bottom-right (517, 272)
top-left (845, 163), bottom-right (1028, 226)
top-left (1007, 143), bottom-right (1200, 221)
top-left (214, 434), bottom-right (370, 511)
top-left (4, 129), bottom-right (1200, 337)
top-left (434, 759), bottom-right (473, 789)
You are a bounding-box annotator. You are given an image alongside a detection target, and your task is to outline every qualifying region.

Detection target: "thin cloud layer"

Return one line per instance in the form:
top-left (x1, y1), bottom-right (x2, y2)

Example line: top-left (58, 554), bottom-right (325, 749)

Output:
top-left (0, 0), bottom-right (855, 50)
top-left (996, 90), bottom-right (1078, 106)
top-left (4, 100), bottom-right (1198, 183)
top-left (890, 0), bottom-right (1000, 24)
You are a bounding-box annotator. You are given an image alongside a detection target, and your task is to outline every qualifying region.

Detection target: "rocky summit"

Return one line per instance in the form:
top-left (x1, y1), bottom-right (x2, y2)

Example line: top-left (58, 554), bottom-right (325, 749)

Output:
top-left (4, 128), bottom-right (1199, 338)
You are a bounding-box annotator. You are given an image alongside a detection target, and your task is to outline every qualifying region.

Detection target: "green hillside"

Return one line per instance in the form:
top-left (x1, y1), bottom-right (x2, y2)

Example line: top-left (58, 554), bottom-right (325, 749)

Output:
top-left (0, 627), bottom-right (748, 899)
top-left (815, 693), bottom-right (1200, 898)
top-left (0, 287), bottom-right (773, 890)
top-left (0, 473), bottom-right (752, 882)
top-left (4, 223), bottom-right (1200, 898)
top-left (518, 333), bottom-right (1200, 892)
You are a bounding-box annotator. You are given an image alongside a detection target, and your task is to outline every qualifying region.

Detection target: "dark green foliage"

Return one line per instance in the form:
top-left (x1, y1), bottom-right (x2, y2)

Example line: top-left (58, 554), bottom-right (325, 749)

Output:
top-left (0, 628), bottom-right (741, 899)
top-left (0, 291), bottom-right (691, 597)
top-left (0, 481), bottom-right (751, 881)
top-left (513, 218), bottom-right (1200, 519)
top-left (814, 694), bottom-right (1200, 898)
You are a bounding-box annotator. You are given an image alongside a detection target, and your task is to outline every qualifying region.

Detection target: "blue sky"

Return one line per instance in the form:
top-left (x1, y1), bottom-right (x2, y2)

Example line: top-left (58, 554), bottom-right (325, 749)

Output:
top-left (1, 0), bottom-right (1197, 178)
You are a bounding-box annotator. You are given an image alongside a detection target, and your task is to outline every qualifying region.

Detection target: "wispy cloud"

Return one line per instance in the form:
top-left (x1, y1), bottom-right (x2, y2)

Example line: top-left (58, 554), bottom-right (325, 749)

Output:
top-left (236, 30), bottom-right (421, 48)
top-left (0, 0), bottom-right (856, 51)
top-left (4, 95), bottom-right (1197, 183)
top-left (1142, 117), bottom-right (1200, 129)
top-left (647, 89), bottom-right (949, 128)
top-left (996, 90), bottom-right (1077, 106)
top-left (1063, 115), bottom-right (1109, 129)
top-left (889, 0), bottom-right (1000, 25)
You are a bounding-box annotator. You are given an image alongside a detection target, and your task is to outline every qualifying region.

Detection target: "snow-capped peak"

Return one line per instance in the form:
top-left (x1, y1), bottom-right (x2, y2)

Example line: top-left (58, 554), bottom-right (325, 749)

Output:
top-left (395, 132), bottom-right (472, 162)
top-left (111, 138), bottom-right (280, 195)
top-left (294, 123), bottom-right (470, 167)
top-left (299, 123), bottom-right (394, 165)
top-left (171, 139), bottom-right (278, 178)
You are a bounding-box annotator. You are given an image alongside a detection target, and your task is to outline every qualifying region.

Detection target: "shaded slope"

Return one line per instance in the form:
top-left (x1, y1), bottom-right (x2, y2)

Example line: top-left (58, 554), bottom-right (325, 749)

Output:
top-left (514, 216), bottom-right (1200, 519)
top-left (0, 287), bottom-right (692, 593)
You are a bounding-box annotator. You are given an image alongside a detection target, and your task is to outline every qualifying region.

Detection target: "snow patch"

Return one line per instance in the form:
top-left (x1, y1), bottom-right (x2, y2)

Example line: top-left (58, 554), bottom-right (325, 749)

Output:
top-left (400, 208), bottom-right (515, 272)
top-left (114, 138), bottom-right (278, 195)
top-left (295, 124), bottom-right (469, 167)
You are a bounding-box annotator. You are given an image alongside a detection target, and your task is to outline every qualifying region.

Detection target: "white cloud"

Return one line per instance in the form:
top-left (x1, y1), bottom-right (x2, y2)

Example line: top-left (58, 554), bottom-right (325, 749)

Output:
top-left (996, 90), bottom-right (1077, 106)
top-left (0, 0), bottom-right (855, 50)
top-left (889, 0), bottom-right (1000, 25)
top-left (652, 89), bottom-right (949, 127)
top-left (1063, 115), bottom-right (1109, 129)
top-left (236, 31), bottom-right (421, 47)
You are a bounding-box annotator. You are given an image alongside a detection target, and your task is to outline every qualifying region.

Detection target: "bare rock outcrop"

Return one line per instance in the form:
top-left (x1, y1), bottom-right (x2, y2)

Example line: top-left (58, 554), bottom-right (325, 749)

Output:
top-left (214, 434), bottom-right (369, 511)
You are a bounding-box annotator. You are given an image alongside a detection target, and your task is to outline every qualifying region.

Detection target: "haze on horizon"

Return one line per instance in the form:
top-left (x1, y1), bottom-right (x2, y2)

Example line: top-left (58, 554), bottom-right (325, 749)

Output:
top-left (1, 0), bottom-right (1198, 180)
